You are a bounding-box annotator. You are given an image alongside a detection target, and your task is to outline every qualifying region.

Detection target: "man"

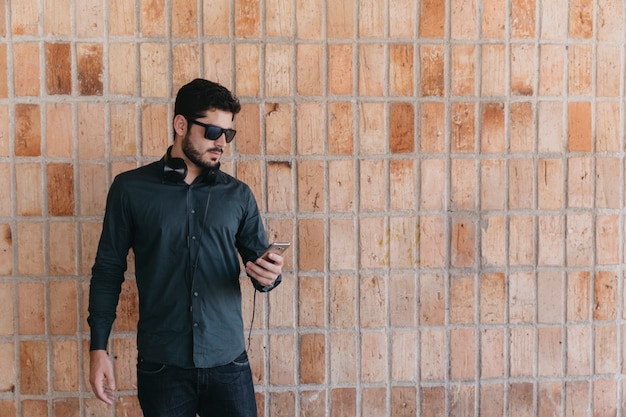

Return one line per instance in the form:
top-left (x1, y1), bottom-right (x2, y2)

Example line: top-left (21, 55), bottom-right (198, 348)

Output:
top-left (88, 78), bottom-right (284, 417)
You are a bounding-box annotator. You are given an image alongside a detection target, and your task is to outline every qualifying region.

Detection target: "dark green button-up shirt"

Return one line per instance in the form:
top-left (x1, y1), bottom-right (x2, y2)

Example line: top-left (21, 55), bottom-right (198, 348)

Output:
top-left (88, 159), bottom-right (280, 368)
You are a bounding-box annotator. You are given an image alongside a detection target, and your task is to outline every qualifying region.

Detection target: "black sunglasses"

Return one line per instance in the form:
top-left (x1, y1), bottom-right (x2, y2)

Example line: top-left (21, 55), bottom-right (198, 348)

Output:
top-left (189, 119), bottom-right (237, 143)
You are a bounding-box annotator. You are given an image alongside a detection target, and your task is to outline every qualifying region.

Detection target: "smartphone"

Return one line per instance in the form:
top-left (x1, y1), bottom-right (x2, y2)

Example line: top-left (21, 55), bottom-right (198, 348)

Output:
top-left (261, 242), bottom-right (290, 262)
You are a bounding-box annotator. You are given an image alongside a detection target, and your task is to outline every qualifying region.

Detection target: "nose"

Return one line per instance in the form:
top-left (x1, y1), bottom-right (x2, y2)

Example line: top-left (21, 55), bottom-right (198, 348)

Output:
top-left (214, 132), bottom-right (227, 147)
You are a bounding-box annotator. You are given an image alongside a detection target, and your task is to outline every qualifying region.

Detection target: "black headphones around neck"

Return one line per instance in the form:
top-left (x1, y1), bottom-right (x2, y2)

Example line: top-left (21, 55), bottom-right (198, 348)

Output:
top-left (163, 146), bottom-right (219, 184)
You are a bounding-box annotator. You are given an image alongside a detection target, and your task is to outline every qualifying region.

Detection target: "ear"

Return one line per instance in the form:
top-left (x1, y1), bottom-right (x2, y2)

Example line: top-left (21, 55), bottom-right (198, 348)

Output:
top-left (173, 114), bottom-right (188, 137)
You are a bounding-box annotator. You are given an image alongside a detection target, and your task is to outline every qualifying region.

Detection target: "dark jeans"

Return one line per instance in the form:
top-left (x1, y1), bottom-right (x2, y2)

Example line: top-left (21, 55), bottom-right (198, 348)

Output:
top-left (137, 351), bottom-right (257, 417)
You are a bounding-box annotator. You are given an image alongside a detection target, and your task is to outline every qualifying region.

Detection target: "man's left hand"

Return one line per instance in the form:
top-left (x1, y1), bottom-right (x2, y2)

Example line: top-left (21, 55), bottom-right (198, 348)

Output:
top-left (245, 253), bottom-right (284, 287)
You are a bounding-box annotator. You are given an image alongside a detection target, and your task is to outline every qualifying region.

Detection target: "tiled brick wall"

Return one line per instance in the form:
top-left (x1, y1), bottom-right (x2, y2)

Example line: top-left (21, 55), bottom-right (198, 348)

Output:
top-left (1, 0), bottom-right (625, 416)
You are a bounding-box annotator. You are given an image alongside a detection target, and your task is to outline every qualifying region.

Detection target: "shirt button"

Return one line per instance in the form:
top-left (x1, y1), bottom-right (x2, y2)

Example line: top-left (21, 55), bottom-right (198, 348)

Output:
top-left (191, 209), bottom-right (195, 214)
top-left (194, 292), bottom-right (198, 296)
top-left (191, 236), bottom-right (196, 240)
top-left (193, 323), bottom-right (199, 327)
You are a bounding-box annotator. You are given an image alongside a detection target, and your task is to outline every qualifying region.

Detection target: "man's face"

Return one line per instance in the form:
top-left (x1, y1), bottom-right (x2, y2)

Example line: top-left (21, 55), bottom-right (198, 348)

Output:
top-left (181, 109), bottom-right (234, 170)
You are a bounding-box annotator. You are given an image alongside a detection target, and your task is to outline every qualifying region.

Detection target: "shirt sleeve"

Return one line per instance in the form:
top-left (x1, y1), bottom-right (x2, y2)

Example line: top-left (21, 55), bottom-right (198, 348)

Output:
top-left (87, 176), bottom-right (134, 351)
top-left (235, 185), bottom-right (282, 293)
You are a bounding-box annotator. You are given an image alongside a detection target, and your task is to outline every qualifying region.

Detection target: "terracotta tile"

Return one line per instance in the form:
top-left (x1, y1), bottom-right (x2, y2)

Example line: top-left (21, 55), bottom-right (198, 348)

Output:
top-left (11, 0), bottom-right (38, 35)
top-left (141, 104), bottom-right (168, 156)
top-left (359, 160), bottom-right (385, 211)
top-left (109, 43), bottom-right (136, 95)
top-left (265, 102), bottom-right (292, 155)
top-left (140, 43), bottom-right (168, 97)
top-left (21, 400), bottom-right (48, 416)
top-left (419, 0), bottom-right (445, 38)
top-left (264, 45), bottom-right (292, 97)
top-left (450, 328), bottom-right (475, 379)
top-left (328, 160), bottom-right (355, 212)
top-left (360, 330), bottom-right (382, 383)
top-left (359, 217), bottom-right (387, 268)
top-left (329, 219), bottom-right (357, 271)
top-left (329, 274), bottom-right (356, 329)
top-left (537, 215), bottom-right (564, 266)
top-left (297, 44), bottom-right (323, 96)
top-left (236, 43), bottom-right (261, 96)
top-left (77, 43), bottom-right (103, 96)
top-left (537, 271), bottom-right (564, 323)
top-left (46, 103), bottom-right (73, 157)
top-left (540, 0), bottom-right (567, 40)
top-left (509, 272), bottom-right (535, 323)
top-left (298, 218), bottom-right (324, 271)
top-left (480, 384), bottom-right (504, 416)
top-left (420, 45), bottom-right (444, 96)
top-left (234, 0), bottom-right (260, 37)
top-left (598, 0), bottom-right (624, 40)
top-left (299, 333), bottom-right (324, 384)
top-left (421, 386), bottom-right (445, 417)
top-left (358, 0), bottom-right (384, 37)
top-left (358, 102), bottom-right (384, 154)
top-left (451, 44), bottom-right (476, 96)
top-left (20, 341), bottom-right (48, 394)
top-left (53, 398), bottom-right (80, 417)
top-left (451, 102), bottom-right (475, 152)
top-left (172, 44), bottom-right (200, 94)
top-left (420, 159), bottom-right (445, 210)
top-left (17, 223), bottom-right (44, 275)
top-left (359, 44), bottom-right (385, 96)
top-left (539, 44), bottom-right (565, 96)
top-left (566, 326), bottom-right (592, 375)
top-left (140, 0), bottom-right (166, 36)
top-left (13, 42), bottom-right (41, 96)
top-left (172, 0), bottom-right (197, 37)
top-left (0, 164), bottom-right (10, 217)
top-left (565, 381), bottom-right (589, 416)
top-left (451, 217), bottom-right (476, 268)
top-left (390, 44), bottom-right (414, 96)
top-left (328, 102), bottom-right (353, 154)
top-left (268, 334), bottom-right (296, 384)
top-left (16, 164), bottom-right (43, 216)
top-left (203, 43), bottom-right (232, 87)
top-left (76, 0), bottom-right (104, 37)
top-left (328, 44), bottom-right (353, 95)
top-left (421, 272), bottom-right (446, 325)
top-left (510, 327), bottom-right (534, 376)
top-left (390, 273), bottom-right (415, 327)
top-left (481, 216), bottom-right (505, 266)
top-left (296, 0), bottom-right (322, 39)
top-left (111, 104), bottom-right (137, 156)
top-left (451, 158), bottom-right (477, 210)
top-left (451, 0), bottom-right (477, 39)
top-left (569, 0), bottom-right (593, 38)
top-left (480, 273), bottom-right (505, 323)
top-left (78, 163), bottom-right (107, 216)
top-left (538, 382), bottom-right (562, 417)
top-left (45, 43), bottom-right (71, 95)
top-left (269, 392), bottom-right (295, 416)
top-left (389, 0), bottom-right (416, 38)
top-left (362, 387), bottom-right (386, 416)
top-left (0, 45), bottom-right (7, 98)
top-left (566, 214), bottom-right (594, 266)
top-left (109, 0), bottom-right (134, 35)
top-left (419, 215), bottom-right (446, 268)
top-left (301, 391), bottom-right (326, 417)
top-left (266, 160), bottom-right (293, 212)
top-left (298, 276), bottom-right (324, 327)
top-left (390, 330), bottom-right (416, 381)
top-left (511, 0), bottom-right (535, 38)
top-left (52, 340), bottom-right (79, 391)
top-left (594, 271), bottom-right (618, 321)
top-left (449, 274), bottom-right (474, 324)
top-left (481, 0), bottom-right (505, 38)
top-left (568, 45), bottom-right (592, 95)
top-left (327, 1), bottom-right (354, 38)
top-left (568, 102), bottom-right (592, 152)
top-left (15, 104), bottom-right (41, 157)
top-left (481, 44), bottom-right (506, 96)
top-left (420, 102), bottom-right (445, 152)
top-left (511, 44), bottom-right (534, 95)
top-left (567, 271), bottom-right (590, 322)
top-left (265, 0), bottom-right (292, 37)
top-left (596, 102), bottom-right (620, 152)
top-left (509, 102), bottom-right (534, 152)
top-left (47, 163), bottom-right (75, 216)
top-left (390, 160), bottom-right (416, 210)
top-left (537, 101), bottom-right (565, 152)
top-left (596, 215), bottom-right (619, 265)
top-left (331, 388), bottom-right (356, 417)
top-left (392, 386), bottom-right (417, 417)
top-left (481, 329), bottom-right (504, 377)
top-left (0, 283), bottom-right (14, 335)
top-left (49, 222), bottom-right (76, 275)
top-left (360, 275), bottom-right (386, 328)
top-left (597, 45), bottom-right (620, 97)
top-left (389, 217), bottom-right (417, 267)
top-left (595, 325), bottom-right (618, 374)
top-left (420, 330), bottom-right (446, 380)
top-left (0, 224), bottom-right (12, 275)
top-left (78, 103), bottom-right (106, 159)
top-left (296, 103), bottom-right (324, 154)
top-left (390, 102), bottom-right (414, 153)
top-left (329, 332), bottom-right (357, 383)
top-left (481, 160), bottom-right (505, 209)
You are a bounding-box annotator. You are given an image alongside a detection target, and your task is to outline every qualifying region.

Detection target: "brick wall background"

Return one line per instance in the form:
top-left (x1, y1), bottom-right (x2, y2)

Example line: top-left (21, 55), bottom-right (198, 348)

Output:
top-left (1, 0), bottom-right (625, 416)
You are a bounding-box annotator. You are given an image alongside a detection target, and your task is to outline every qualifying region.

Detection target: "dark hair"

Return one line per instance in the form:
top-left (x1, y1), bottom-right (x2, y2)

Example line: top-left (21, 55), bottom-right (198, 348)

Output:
top-left (174, 78), bottom-right (241, 123)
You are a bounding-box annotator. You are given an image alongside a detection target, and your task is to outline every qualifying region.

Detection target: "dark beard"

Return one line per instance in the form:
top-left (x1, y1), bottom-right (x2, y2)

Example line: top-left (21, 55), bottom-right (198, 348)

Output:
top-left (181, 133), bottom-right (221, 171)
